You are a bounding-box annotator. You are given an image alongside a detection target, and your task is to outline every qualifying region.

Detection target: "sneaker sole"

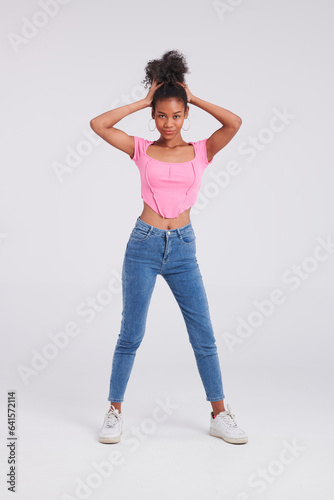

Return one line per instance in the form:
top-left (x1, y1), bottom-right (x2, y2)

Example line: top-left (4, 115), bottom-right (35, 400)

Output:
top-left (209, 428), bottom-right (248, 444)
top-left (99, 430), bottom-right (122, 444)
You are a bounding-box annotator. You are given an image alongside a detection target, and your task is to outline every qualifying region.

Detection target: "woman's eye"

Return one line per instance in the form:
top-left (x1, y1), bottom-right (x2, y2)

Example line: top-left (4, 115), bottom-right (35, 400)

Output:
top-left (158, 115), bottom-right (180, 118)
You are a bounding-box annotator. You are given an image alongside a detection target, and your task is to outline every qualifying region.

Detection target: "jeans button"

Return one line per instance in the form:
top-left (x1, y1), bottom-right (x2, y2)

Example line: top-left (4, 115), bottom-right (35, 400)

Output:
top-left (167, 231), bottom-right (170, 235)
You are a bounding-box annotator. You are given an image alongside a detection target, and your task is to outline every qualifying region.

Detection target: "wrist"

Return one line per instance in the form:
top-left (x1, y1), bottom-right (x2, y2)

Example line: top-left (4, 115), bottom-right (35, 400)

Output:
top-left (189, 95), bottom-right (199, 105)
top-left (127, 98), bottom-right (150, 114)
top-left (141, 98), bottom-right (150, 108)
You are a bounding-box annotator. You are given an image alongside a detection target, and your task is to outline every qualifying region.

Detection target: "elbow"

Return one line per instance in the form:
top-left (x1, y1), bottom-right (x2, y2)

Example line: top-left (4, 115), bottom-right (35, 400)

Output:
top-left (90, 118), bottom-right (113, 132)
top-left (90, 118), bottom-right (98, 131)
top-left (225, 116), bottom-right (242, 131)
top-left (234, 116), bottom-right (242, 129)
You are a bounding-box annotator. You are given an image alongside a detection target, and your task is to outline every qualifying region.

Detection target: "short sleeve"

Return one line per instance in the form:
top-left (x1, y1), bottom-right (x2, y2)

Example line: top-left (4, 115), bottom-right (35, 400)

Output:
top-left (196, 138), bottom-right (214, 167)
top-left (129, 136), bottom-right (148, 164)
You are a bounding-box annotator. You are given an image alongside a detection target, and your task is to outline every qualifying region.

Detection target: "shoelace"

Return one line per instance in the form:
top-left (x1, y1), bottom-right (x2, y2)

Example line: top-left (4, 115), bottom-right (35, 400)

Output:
top-left (216, 404), bottom-right (238, 428)
top-left (105, 407), bottom-right (120, 428)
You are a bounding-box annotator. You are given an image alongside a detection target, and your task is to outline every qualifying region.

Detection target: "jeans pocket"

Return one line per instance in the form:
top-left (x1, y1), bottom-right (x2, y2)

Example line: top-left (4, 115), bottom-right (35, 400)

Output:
top-left (130, 225), bottom-right (152, 242)
top-left (180, 227), bottom-right (196, 244)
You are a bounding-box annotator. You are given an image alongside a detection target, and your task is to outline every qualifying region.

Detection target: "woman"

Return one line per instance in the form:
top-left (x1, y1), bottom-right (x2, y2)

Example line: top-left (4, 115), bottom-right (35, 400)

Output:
top-left (90, 50), bottom-right (247, 445)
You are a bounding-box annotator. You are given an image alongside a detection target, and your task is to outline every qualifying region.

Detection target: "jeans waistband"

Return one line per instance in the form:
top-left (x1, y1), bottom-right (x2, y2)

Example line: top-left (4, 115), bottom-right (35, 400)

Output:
top-left (135, 216), bottom-right (194, 237)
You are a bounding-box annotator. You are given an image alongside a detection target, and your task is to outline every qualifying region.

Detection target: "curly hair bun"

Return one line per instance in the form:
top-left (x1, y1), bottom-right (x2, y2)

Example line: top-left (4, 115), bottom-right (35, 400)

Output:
top-left (142, 49), bottom-right (189, 88)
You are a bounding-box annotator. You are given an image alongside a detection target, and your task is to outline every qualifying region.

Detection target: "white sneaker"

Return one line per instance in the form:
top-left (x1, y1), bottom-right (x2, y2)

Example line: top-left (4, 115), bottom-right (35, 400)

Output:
top-left (99, 405), bottom-right (123, 444)
top-left (209, 404), bottom-right (248, 444)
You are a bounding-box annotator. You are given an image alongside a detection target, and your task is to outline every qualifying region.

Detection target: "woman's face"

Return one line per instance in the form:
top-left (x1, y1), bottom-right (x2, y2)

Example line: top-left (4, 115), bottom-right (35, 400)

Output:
top-left (152, 98), bottom-right (189, 139)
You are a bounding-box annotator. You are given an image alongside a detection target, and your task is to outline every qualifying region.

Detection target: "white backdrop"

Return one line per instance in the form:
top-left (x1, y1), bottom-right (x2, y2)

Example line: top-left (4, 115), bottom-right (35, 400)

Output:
top-left (1, 0), bottom-right (333, 499)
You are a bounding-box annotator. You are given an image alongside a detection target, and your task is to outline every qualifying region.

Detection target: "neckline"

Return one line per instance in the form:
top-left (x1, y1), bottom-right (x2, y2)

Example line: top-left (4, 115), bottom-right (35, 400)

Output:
top-left (144, 140), bottom-right (196, 164)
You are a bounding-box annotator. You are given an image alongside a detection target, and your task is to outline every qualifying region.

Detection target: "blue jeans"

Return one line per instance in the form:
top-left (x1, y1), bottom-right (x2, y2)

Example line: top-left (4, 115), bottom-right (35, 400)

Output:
top-left (108, 216), bottom-right (225, 403)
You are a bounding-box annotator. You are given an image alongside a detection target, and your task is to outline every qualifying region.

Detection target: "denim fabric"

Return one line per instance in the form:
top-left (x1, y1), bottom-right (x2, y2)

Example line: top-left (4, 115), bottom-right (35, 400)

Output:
top-left (108, 216), bottom-right (225, 403)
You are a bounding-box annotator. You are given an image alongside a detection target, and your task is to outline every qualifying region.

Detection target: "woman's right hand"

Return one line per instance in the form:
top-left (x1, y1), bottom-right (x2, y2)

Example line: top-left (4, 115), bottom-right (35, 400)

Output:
top-left (144, 78), bottom-right (164, 106)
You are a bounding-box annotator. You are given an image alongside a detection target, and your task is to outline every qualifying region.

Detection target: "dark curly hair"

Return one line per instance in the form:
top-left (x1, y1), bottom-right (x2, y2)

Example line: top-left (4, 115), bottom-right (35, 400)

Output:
top-left (141, 49), bottom-right (190, 113)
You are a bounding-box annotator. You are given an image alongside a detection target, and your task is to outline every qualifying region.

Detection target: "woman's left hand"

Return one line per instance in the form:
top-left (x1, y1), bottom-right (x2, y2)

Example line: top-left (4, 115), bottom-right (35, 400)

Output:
top-left (176, 81), bottom-right (195, 104)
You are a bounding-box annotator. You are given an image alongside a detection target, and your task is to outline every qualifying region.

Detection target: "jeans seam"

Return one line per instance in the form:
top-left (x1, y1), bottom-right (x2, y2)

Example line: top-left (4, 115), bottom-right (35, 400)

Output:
top-left (180, 238), bottom-right (196, 245)
top-left (131, 226), bottom-right (153, 242)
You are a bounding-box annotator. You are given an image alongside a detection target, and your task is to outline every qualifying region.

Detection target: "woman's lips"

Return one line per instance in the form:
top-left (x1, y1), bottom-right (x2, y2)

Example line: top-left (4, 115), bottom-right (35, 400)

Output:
top-left (163, 130), bottom-right (175, 134)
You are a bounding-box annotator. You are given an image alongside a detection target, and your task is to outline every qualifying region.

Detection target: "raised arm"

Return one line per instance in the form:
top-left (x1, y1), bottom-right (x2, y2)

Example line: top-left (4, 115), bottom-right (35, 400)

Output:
top-left (89, 80), bottom-right (163, 158)
top-left (177, 82), bottom-right (242, 163)
top-left (192, 96), bottom-right (242, 162)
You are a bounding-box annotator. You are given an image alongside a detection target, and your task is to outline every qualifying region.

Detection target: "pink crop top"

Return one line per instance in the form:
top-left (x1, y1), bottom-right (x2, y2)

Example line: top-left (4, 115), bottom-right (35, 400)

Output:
top-left (130, 136), bottom-right (213, 219)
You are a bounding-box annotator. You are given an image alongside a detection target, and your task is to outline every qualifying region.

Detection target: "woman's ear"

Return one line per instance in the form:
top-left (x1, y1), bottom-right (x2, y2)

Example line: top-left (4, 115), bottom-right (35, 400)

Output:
top-left (184, 105), bottom-right (189, 119)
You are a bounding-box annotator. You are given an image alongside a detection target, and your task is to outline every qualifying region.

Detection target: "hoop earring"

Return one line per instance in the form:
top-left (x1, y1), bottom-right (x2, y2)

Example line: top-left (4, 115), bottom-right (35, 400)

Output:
top-left (148, 118), bottom-right (156, 132)
top-left (182, 117), bottom-right (190, 131)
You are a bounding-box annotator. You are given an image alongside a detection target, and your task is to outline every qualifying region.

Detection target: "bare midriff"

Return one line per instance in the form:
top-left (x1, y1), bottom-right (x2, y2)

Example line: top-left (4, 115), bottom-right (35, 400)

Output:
top-left (139, 202), bottom-right (191, 230)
